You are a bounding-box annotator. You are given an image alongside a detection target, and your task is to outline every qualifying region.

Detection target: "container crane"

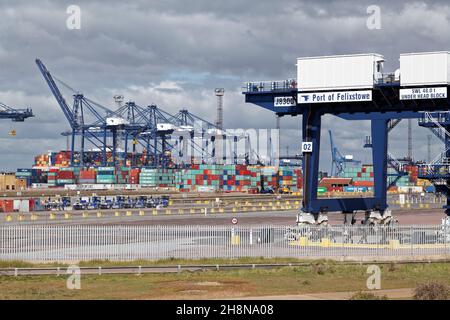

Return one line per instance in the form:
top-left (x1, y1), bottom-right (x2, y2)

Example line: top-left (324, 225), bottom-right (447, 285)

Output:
top-left (328, 130), bottom-right (360, 177)
top-left (0, 102), bottom-right (33, 122)
top-left (0, 102), bottom-right (33, 136)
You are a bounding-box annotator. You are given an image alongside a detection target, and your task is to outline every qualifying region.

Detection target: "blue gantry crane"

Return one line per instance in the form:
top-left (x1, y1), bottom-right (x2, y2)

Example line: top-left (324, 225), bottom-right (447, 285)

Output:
top-left (0, 102), bottom-right (33, 122)
top-left (36, 58), bottom-right (179, 167)
top-left (36, 58), bottom-right (247, 168)
top-left (243, 53), bottom-right (450, 225)
top-left (328, 130), bottom-right (360, 176)
top-left (417, 112), bottom-right (450, 214)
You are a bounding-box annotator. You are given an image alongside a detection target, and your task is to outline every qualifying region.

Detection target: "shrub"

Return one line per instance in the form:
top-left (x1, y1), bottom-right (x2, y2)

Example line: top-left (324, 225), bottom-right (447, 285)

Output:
top-left (414, 281), bottom-right (450, 300)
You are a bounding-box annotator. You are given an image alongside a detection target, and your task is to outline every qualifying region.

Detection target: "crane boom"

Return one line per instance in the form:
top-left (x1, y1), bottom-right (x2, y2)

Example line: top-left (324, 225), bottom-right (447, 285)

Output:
top-left (0, 102), bottom-right (33, 122)
top-left (35, 59), bottom-right (75, 128)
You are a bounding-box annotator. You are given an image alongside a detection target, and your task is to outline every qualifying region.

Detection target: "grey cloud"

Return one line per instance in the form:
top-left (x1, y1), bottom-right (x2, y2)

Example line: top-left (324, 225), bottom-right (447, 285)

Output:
top-left (0, 0), bottom-right (447, 170)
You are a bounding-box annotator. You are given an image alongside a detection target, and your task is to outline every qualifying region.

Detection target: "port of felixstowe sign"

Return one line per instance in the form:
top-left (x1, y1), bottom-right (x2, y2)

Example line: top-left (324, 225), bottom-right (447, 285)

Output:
top-left (399, 87), bottom-right (447, 100)
top-left (297, 90), bottom-right (372, 104)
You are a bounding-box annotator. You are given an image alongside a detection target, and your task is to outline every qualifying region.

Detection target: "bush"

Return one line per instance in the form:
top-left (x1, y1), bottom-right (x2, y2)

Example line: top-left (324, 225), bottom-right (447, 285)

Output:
top-left (349, 291), bottom-right (388, 300)
top-left (414, 282), bottom-right (450, 300)
top-left (311, 262), bottom-right (335, 275)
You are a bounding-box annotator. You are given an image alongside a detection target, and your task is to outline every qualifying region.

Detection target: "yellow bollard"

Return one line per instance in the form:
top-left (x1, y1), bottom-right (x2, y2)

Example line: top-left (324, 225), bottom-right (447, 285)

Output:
top-left (231, 235), bottom-right (241, 245)
top-left (389, 240), bottom-right (400, 249)
top-left (294, 201), bottom-right (299, 205)
top-left (232, 207), bottom-right (237, 212)
top-left (165, 209), bottom-right (171, 215)
top-left (425, 204), bottom-right (430, 208)
top-left (178, 209), bottom-right (184, 215)
top-left (115, 211), bottom-right (120, 217)
top-left (31, 214), bottom-right (37, 221)
top-left (18, 214), bottom-right (25, 221)
top-left (169, 200), bottom-right (173, 205)
top-left (64, 213), bottom-right (70, 219)
top-left (96, 212), bottom-right (102, 218)
top-left (299, 237), bottom-right (308, 246)
top-left (242, 207), bottom-right (247, 212)
top-left (219, 208), bottom-right (224, 213)
top-left (204, 200), bottom-right (209, 204)
top-left (189, 208), bottom-right (195, 214)
top-left (152, 209), bottom-right (158, 215)
top-left (139, 210), bottom-right (145, 216)
top-left (211, 208), bottom-right (215, 213)
top-left (82, 212), bottom-right (88, 218)
top-left (5, 214), bottom-right (12, 222)
top-left (126, 211), bottom-right (132, 216)
top-left (261, 206), bottom-right (266, 211)
top-left (49, 213), bottom-right (56, 220)
top-left (196, 200), bottom-right (201, 204)
top-left (252, 207), bottom-right (257, 211)
top-left (320, 238), bottom-right (330, 247)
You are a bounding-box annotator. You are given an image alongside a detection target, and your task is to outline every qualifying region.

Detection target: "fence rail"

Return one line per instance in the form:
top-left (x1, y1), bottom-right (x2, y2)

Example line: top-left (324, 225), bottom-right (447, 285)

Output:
top-left (0, 225), bottom-right (449, 262)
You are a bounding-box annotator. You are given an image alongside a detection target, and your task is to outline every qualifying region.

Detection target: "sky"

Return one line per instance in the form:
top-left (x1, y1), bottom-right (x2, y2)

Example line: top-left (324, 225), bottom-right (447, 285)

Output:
top-left (0, 0), bottom-right (448, 171)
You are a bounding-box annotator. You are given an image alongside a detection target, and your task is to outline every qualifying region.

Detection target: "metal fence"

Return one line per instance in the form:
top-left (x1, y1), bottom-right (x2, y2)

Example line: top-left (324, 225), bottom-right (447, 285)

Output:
top-left (0, 225), bottom-right (449, 262)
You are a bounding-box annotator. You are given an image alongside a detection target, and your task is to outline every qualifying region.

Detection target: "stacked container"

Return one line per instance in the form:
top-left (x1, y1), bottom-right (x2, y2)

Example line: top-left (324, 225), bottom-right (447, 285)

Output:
top-left (129, 168), bottom-right (140, 185)
top-left (47, 168), bottom-right (58, 187)
top-left (260, 166), bottom-right (278, 190)
top-left (117, 167), bottom-right (130, 184)
top-left (342, 165), bottom-right (374, 182)
top-left (79, 169), bottom-right (96, 184)
top-left (139, 168), bottom-right (175, 187)
top-left (96, 167), bottom-right (116, 184)
top-left (15, 169), bottom-right (32, 187)
top-left (57, 167), bottom-right (77, 185)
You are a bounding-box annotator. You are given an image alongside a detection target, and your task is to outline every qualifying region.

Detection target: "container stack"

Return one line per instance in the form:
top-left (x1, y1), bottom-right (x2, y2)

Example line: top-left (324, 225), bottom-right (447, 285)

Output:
top-left (176, 164), bottom-right (222, 192)
top-left (260, 166), bottom-right (278, 190)
top-left (47, 168), bottom-right (58, 187)
top-left (117, 167), bottom-right (131, 184)
top-left (139, 168), bottom-right (175, 187)
top-left (221, 164), bottom-right (260, 192)
top-left (129, 168), bottom-right (140, 185)
top-left (56, 167), bottom-right (77, 186)
top-left (79, 169), bottom-right (96, 184)
top-left (342, 165), bottom-right (374, 182)
top-left (53, 151), bottom-right (71, 167)
top-left (15, 169), bottom-right (32, 186)
top-left (96, 167), bottom-right (116, 184)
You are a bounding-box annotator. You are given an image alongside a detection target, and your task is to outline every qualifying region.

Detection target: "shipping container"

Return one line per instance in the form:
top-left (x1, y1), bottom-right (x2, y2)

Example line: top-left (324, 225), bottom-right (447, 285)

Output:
top-left (400, 51), bottom-right (450, 86)
top-left (297, 53), bottom-right (384, 91)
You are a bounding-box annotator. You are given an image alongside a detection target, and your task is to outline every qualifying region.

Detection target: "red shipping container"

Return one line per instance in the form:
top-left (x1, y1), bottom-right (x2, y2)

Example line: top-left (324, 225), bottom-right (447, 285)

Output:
top-left (353, 180), bottom-right (374, 187)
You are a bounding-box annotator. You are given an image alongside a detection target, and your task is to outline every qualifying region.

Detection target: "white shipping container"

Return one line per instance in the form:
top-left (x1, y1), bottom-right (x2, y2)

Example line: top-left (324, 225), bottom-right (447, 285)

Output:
top-left (13, 200), bottom-right (21, 211)
top-left (400, 52), bottom-right (450, 86)
top-left (297, 53), bottom-right (384, 91)
top-left (20, 200), bottom-right (29, 213)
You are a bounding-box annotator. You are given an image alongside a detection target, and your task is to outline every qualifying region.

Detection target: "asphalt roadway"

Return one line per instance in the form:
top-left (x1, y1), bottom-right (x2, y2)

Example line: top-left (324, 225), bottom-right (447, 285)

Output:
top-left (2, 208), bottom-right (444, 226)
